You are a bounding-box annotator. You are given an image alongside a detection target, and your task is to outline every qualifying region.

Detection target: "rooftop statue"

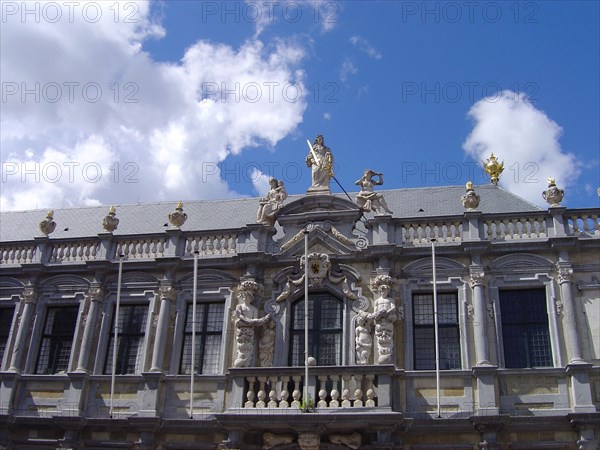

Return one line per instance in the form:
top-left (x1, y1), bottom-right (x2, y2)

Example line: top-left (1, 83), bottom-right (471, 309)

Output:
top-left (354, 169), bottom-right (393, 215)
top-left (306, 134), bottom-right (334, 194)
top-left (256, 178), bottom-right (288, 226)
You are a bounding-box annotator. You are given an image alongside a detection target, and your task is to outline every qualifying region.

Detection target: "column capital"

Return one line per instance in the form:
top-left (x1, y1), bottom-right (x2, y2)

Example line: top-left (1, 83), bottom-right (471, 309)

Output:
top-left (469, 271), bottom-right (486, 288)
top-left (158, 284), bottom-right (178, 302)
top-left (22, 287), bottom-right (38, 305)
top-left (555, 263), bottom-right (573, 284)
top-left (86, 286), bottom-right (105, 303)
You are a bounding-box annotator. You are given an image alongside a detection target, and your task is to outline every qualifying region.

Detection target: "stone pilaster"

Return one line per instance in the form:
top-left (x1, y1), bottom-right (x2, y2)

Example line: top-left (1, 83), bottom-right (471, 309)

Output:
top-left (555, 263), bottom-right (584, 363)
top-left (8, 287), bottom-right (37, 373)
top-left (150, 283), bottom-right (177, 372)
top-left (470, 269), bottom-right (491, 366)
top-left (76, 286), bottom-right (104, 372)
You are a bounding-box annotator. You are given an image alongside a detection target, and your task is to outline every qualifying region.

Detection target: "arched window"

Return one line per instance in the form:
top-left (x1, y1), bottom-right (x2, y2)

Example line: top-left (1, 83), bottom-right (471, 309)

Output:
top-left (289, 293), bottom-right (343, 366)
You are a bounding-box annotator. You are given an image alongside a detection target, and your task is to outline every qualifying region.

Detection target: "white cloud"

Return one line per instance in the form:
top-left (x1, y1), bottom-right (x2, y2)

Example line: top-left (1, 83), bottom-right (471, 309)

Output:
top-left (339, 58), bottom-right (357, 82)
top-left (463, 91), bottom-right (579, 207)
top-left (1, 1), bottom-right (307, 211)
top-left (350, 35), bottom-right (382, 59)
top-left (250, 168), bottom-right (272, 196)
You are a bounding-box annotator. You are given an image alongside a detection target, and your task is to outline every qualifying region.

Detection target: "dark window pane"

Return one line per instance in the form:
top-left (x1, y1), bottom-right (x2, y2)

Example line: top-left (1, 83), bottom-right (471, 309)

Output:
top-left (289, 294), bottom-right (342, 366)
top-left (0, 308), bottom-right (14, 365)
top-left (36, 306), bottom-right (79, 374)
top-left (413, 292), bottom-right (461, 370)
top-left (180, 303), bottom-right (224, 374)
top-left (500, 289), bottom-right (552, 368)
top-left (104, 304), bottom-right (148, 374)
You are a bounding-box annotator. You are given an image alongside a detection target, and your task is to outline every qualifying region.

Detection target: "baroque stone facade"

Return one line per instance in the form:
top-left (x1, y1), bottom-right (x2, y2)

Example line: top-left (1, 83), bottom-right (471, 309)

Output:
top-left (0, 177), bottom-right (599, 449)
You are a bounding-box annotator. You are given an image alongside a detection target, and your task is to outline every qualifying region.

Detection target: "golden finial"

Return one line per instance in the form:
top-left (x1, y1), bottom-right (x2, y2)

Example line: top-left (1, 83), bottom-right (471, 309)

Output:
top-left (176, 201), bottom-right (184, 210)
top-left (465, 181), bottom-right (474, 191)
top-left (483, 153), bottom-right (504, 186)
top-left (46, 210), bottom-right (54, 218)
top-left (108, 205), bottom-right (116, 214)
top-left (547, 177), bottom-right (556, 187)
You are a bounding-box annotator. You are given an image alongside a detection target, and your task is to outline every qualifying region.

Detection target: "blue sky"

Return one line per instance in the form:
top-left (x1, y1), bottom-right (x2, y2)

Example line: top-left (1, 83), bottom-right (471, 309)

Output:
top-left (1, 0), bottom-right (598, 211)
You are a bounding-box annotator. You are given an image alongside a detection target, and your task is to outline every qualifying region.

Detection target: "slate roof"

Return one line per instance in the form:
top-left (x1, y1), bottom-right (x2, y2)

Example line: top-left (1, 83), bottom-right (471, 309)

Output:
top-left (0, 185), bottom-right (541, 243)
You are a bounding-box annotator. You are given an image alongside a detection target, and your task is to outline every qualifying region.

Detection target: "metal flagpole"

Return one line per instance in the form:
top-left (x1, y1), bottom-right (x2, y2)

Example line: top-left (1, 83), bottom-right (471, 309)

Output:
top-left (190, 251), bottom-right (199, 418)
top-left (431, 239), bottom-right (441, 418)
top-left (110, 255), bottom-right (124, 418)
top-left (304, 229), bottom-right (309, 410)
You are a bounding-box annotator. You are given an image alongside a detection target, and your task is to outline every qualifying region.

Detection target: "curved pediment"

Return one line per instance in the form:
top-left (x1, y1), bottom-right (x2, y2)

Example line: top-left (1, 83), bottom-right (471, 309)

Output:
top-left (489, 253), bottom-right (554, 272)
top-left (41, 274), bottom-right (90, 290)
top-left (403, 257), bottom-right (467, 276)
top-left (179, 269), bottom-right (236, 287)
top-left (278, 195), bottom-right (360, 216)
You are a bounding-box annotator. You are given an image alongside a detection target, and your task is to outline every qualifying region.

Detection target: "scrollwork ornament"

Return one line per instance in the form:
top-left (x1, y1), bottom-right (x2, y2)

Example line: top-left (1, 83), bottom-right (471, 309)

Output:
top-left (555, 297), bottom-right (564, 316)
top-left (352, 296), bottom-right (370, 313)
top-left (354, 236), bottom-right (368, 250)
top-left (486, 303), bottom-right (494, 319)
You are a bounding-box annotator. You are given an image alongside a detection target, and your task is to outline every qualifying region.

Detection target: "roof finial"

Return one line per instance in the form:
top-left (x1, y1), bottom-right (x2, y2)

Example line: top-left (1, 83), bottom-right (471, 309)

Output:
top-left (483, 153), bottom-right (504, 185)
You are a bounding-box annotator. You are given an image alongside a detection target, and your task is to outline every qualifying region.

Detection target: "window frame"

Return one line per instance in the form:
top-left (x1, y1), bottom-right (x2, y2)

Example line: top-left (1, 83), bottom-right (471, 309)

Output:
top-left (179, 301), bottom-right (225, 375)
top-left (412, 291), bottom-right (462, 370)
top-left (490, 273), bottom-right (561, 368)
top-left (103, 303), bottom-right (150, 375)
top-left (0, 306), bottom-right (15, 369)
top-left (35, 305), bottom-right (80, 374)
top-left (171, 285), bottom-right (233, 376)
top-left (498, 288), bottom-right (553, 369)
top-left (288, 292), bottom-right (344, 367)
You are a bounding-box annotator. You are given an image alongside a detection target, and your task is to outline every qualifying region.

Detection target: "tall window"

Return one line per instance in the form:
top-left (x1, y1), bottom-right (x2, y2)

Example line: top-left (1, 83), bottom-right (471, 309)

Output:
top-left (36, 306), bottom-right (79, 374)
top-left (289, 294), bottom-right (343, 366)
top-left (413, 292), bottom-right (461, 370)
top-left (500, 288), bottom-right (552, 368)
top-left (104, 304), bottom-right (148, 374)
top-left (0, 307), bottom-right (15, 366)
top-left (180, 302), bottom-right (225, 375)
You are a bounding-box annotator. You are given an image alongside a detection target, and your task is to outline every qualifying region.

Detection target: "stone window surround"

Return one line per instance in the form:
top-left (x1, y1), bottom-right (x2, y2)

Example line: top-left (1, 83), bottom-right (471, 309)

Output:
top-left (489, 274), bottom-right (561, 369)
top-left (403, 276), bottom-right (469, 371)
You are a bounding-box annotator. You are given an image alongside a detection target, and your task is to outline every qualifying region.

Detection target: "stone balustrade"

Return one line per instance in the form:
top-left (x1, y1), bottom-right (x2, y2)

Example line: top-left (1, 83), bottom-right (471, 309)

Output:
top-left (229, 366), bottom-right (394, 411)
top-left (48, 240), bottom-right (100, 263)
top-left (399, 220), bottom-right (463, 244)
top-left (0, 243), bottom-right (36, 265)
top-left (483, 212), bottom-right (547, 241)
top-left (567, 210), bottom-right (600, 237)
top-left (1, 208), bottom-right (598, 266)
top-left (184, 233), bottom-right (238, 257)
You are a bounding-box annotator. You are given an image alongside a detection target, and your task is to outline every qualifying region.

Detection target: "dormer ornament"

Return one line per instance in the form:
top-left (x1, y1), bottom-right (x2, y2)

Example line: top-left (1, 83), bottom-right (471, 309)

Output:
top-left (542, 177), bottom-right (564, 207)
top-left (461, 181), bottom-right (480, 210)
top-left (168, 201), bottom-right (187, 228)
top-left (39, 210), bottom-right (56, 236)
top-left (483, 153), bottom-right (504, 185)
top-left (102, 206), bottom-right (119, 232)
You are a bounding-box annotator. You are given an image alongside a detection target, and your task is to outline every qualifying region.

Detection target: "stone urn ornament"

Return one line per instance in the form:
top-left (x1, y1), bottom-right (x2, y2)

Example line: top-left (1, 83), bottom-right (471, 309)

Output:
top-left (461, 181), bottom-right (480, 210)
top-left (102, 206), bottom-right (119, 232)
top-left (542, 177), bottom-right (564, 207)
top-left (39, 210), bottom-right (56, 236)
top-left (168, 201), bottom-right (187, 228)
